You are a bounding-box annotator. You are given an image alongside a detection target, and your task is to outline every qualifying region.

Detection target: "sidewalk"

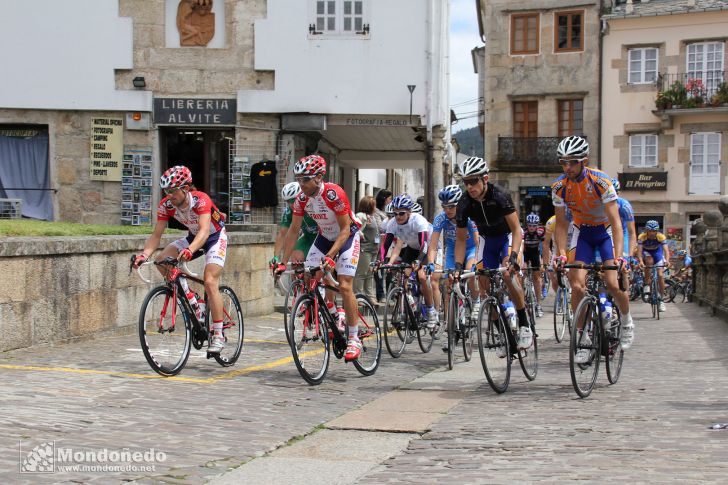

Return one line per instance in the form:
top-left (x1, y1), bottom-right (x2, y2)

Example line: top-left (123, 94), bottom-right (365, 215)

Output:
top-left (210, 299), bottom-right (728, 484)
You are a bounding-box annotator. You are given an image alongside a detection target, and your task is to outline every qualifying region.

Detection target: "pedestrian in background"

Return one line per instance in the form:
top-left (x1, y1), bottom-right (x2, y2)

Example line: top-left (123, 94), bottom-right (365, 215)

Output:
top-left (355, 195), bottom-right (380, 304)
top-left (374, 189), bottom-right (393, 303)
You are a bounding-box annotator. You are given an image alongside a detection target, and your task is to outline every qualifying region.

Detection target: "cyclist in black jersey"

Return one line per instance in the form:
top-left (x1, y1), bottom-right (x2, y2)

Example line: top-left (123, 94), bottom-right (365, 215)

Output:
top-left (522, 213), bottom-right (545, 317)
top-left (453, 157), bottom-right (532, 351)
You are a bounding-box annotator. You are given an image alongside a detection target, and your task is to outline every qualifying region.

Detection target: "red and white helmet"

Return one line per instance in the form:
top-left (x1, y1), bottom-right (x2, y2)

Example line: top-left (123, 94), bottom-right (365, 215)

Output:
top-left (294, 155), bottom-right (326, 177)
top-left (160, 165), bottom-right (192, 189)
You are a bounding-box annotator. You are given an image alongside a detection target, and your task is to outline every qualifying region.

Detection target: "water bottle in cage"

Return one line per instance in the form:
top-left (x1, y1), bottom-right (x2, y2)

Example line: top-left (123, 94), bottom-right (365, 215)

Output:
top-left (196, 294), bottom-right (206, 321)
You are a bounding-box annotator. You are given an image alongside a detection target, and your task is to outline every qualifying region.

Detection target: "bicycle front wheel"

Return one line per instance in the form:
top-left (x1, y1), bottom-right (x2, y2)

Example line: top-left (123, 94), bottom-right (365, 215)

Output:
top-left (289, 294), bottom-right (330, 385)
top-left (352, 294), bottom-right (382, 376)
top-left (284, 278), bottom-right (306, 346)
top-left (569, 298), bottom-right (601, 398)
top-left (417, 301), bottom-right (435, 354)
top-left (383, 286), bottom-right (408, 358)
top-left (139, 286), bottom-right (192, 376)
top-left (518, 310), bottom-right (538, 381)
top-left (477, 302), bottom-right (511, 394)
top-left (605, 307), bottom-right (624, 385)
top-left (213, 286), bottom-right (244, 367)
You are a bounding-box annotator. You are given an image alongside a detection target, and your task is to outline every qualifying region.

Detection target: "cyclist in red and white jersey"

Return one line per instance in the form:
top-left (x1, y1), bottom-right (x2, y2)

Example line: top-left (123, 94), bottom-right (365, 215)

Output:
top-left (133, 165), bottom-right (229, 354)
top-left (275, 155), bottom-right (364, 362)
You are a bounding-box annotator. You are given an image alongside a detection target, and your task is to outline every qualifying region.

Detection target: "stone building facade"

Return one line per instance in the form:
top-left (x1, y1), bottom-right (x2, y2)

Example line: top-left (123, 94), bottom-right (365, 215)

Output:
top-left (602, 0), bottom-right (728, 244)
top-left (0, 0), bottom-right (451, 223)
top-left (475, 0), bottom-right (602, 222)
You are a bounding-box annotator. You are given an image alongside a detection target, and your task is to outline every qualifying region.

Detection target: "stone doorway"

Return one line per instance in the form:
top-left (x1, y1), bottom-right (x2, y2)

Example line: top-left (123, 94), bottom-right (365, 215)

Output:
top-left (160, 127), bottom-right (233, 216)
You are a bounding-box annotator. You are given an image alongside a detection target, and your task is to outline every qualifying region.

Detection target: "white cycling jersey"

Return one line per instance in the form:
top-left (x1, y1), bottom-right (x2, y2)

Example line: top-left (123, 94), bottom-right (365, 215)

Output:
top-left (386, 213), bottom-right (432, 251)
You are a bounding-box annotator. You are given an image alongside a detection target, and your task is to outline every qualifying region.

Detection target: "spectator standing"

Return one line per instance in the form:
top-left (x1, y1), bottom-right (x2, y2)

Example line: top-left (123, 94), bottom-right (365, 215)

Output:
top-left (355, 196), bottom-right (380, 304)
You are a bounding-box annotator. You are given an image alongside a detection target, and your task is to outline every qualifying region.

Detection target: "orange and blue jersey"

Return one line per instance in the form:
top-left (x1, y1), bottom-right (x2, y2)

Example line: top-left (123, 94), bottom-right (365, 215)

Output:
top-left (551, 168), bottom-right (618, 227)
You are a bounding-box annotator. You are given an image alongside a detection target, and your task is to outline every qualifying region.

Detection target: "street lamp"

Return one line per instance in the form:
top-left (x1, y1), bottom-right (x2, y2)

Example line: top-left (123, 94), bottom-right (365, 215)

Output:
top-left (407, 85), bottom-right (416, 123)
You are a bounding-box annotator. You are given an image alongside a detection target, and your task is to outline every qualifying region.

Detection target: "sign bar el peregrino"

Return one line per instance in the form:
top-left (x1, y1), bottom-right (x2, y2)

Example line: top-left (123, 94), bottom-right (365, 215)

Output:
top-left (153, 98), bottom-right (237, 125)
top-left (618, 172), bottom-right (668, 191)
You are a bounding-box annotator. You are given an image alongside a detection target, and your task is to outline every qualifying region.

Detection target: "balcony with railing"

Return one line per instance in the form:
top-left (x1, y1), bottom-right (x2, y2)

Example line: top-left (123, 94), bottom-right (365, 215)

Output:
top-left (656, 71), bottom-right (728, 110)
top-left (495, 136), bottom-right (568, 172)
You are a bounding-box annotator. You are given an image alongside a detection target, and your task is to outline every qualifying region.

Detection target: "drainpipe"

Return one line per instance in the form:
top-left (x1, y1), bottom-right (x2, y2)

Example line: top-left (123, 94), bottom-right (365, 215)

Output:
top-left (598, 1), bottom-right (605, 170)
top-left (425, 0), bottom-right (437, 220)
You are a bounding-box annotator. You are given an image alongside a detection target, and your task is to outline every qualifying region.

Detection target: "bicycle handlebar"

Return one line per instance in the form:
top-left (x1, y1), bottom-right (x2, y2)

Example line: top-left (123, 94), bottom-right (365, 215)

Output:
top-left (134, 257), bottom-right (199, 284)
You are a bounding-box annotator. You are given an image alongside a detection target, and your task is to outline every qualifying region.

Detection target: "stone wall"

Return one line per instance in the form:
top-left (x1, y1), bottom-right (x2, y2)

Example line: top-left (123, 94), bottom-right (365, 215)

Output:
top-left (690, 195), bottom-right (728, 320)
top-left (0, 231), bottom-right (274, 352)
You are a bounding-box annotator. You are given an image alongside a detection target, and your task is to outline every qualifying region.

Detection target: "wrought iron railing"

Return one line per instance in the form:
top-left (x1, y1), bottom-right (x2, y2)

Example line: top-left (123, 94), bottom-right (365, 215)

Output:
top-left (496, 136), bottom-right (575, 171)
top-left (657, 71), bottom-right (728, 108)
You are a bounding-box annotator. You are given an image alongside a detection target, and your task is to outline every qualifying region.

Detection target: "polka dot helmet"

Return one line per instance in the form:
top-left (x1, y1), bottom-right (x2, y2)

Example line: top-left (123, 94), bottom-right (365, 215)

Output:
top-left (160, 165), bottom-right (192, 189)
top-left (294, 155), bottom-right (327, 177)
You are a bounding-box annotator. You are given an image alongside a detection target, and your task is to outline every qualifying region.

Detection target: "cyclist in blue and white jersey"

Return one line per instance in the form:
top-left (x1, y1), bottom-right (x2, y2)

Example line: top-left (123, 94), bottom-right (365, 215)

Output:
top-left (377, 194), bottom-right (438, 327)
top-left (426, 186), bottom-right (479, 351)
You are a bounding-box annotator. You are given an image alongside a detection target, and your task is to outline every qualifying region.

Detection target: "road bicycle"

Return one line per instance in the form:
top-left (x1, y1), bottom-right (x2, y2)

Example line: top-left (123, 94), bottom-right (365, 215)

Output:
top-left (559, 263), bottom-right (624, 398)
top-left (553, 272), bottom-right (573, 343)
top-left (286, 264), bottom-right (382, 385)
top-left (134, 257), bottom-right (244, 376)
top-left (521, 265), bottom-right (539, 323)
top-left (643, 265), bottom-right (664, 320)
top-left (666, 275), bottom-right (692, 303)
top-left (433, 269), bottom-right (474, 370)
top-left (465, 267), bottom-right (537, 394)
top-left (274, 262), bottom-right (306, 345)
top-left (381, 263), bottom-right (439, 357)
top-left (629, 266), bottom-right (644, 301)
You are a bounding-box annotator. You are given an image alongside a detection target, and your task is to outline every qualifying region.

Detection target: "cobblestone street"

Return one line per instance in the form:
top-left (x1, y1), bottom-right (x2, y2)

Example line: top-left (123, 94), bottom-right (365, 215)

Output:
top-left (1, 297), bottom-right (727, 484)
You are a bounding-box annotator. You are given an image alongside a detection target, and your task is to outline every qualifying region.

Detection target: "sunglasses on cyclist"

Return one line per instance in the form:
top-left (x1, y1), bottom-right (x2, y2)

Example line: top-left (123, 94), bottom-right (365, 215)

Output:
top-left (164, 187), bottom-right (182, 195)
top-left (295, 176), bottom-right (315, 183)
top-left (442, 204), bottom-right (457, 209)
top-left (558, 157), bottom-right (587, 167)
top-left (462, 177), bottom-right (482, 186)
top-left (394, 211), bottom-right (409, 217)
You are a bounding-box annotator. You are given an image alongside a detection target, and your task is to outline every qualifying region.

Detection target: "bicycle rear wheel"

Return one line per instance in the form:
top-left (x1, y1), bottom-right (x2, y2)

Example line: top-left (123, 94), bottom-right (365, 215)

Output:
top-left (605, 306), bottom-right (624, 385)
top-left (139, 286), bottom-right (191, 376)
top-left (477, 302), bottom-right (511, 394)
top-left (569, 298), bottom-right (601, 398)
top-left (553, 288), bottom-right (567, 343)
top-left (289, 294), bottom-right (330, 385)
top-left (284, 278), bottom-right (306, 346)
top-left (213, 286), bottom-right (244, 367)
top-left (417, 300), bottom-right (435, 354)
top-left (518, 308), bottom-right (538, 381)
top-left (352, 294), bottom-right (382, 376)
top-left (459, 297), bottom-right (474, 362)
top-left (383, 286), bottom-right (408, 358)
top-left (446, 293), bottom-right (457, 370)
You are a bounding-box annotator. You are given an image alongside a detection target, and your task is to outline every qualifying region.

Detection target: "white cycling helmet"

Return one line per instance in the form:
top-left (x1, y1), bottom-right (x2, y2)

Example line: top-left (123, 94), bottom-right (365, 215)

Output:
top-left (411, 202), bottom-right (423, 215)
top-left (526, 213), bottom-right (540, 225)
top-left (460, 156), bottom-right (489, 177)
top-left (557, 135), bottom-right (589, 158)
top-left (281, 181), bottom-right (302, 202)
top-left (385, 202), bottom-right (394, 216)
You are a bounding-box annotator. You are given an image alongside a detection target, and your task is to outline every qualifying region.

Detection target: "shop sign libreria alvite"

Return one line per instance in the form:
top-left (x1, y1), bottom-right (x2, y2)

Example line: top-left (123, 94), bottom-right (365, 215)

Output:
top-left (90, 118), bottom-right (123, 181)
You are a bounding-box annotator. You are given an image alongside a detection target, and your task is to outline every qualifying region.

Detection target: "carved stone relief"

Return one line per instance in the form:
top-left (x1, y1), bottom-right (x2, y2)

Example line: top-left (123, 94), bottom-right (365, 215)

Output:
top-left (176, 0), bottom-right (215, 46)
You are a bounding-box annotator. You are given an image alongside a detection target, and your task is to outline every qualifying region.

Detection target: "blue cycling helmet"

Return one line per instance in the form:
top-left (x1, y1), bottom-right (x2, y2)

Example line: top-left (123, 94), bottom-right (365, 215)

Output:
top-left (438, 185), bottom-right (462, 205)
top-left (526, 213), bottom-right (540, 225)
top-left (676, 249), bottom-right (687, 257)
top-left (646, 220), bottom-right (660, 231)
top-left (391, 194), bottom-right (414, 210)
top-left (611, 178), bottom-right (621, 192)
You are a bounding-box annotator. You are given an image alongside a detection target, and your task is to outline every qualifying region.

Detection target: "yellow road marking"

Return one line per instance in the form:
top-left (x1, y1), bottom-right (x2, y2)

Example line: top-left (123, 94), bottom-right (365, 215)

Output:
top-left (0, 349), bottom-right (325, 384)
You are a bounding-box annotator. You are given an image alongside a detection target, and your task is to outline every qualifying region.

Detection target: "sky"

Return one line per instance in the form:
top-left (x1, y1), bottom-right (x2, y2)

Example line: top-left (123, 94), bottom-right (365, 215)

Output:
top-left (449, 0), bottom-right (483, 132)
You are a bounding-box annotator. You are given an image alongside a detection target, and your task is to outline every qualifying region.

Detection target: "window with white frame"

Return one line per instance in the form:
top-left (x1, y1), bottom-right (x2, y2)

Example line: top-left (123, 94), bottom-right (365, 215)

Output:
top-left (687, 42), bottom-right (725, 96)
top-left (628, 47), bottom-right (658, 84)
top-left (312, 0), bottom-right (367, 36)
top-left (629, 134), bottom-right (658, 167)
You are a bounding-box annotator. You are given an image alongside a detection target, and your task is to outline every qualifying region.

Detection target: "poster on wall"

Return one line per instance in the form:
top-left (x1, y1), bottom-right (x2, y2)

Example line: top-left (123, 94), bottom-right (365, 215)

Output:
top-left (90, 117), bottom-right (124, 181)
top-left (665, 227), bottom-right (684, 254)
top-left (122, 146), bottom-right (154, 225)
top-left (229, 156), bottom-right (251, 224)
